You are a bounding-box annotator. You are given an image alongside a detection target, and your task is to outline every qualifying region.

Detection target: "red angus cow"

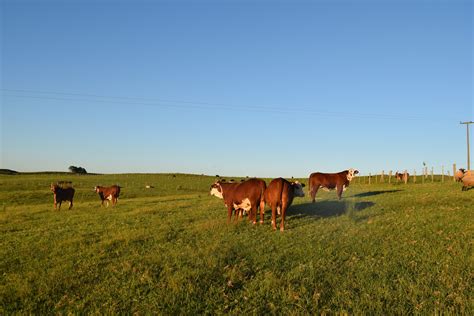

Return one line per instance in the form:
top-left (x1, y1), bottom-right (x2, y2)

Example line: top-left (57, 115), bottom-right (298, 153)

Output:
top-left (95, 185), bottom-right (121, 206)
top-left (308, 168), bottom-right (359, 202)
top-left (264, 178), bottom-right (305, 231)
top-left (210, 178), bottom-right (266, 223)
top-left (50, 183), bottom-right (75, 210)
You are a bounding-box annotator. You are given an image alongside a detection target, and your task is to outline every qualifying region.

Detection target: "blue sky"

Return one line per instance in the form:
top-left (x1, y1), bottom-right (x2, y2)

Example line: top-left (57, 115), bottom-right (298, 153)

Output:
top-left (1, 0), bottom-right (472, 177)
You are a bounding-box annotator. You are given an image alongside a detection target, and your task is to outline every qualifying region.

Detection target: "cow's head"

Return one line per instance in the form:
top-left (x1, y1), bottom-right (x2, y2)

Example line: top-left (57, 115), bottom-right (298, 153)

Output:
top-left (291, 181), bottom-right (305, 197)
top-left (347, 168), bottom-right (359, 181)
top-left (50, 183), bottom-right (58, 193)
top-left (94, 186), bottom-right (101, 193)
top-left (209, 182), bottom-right (223, 199)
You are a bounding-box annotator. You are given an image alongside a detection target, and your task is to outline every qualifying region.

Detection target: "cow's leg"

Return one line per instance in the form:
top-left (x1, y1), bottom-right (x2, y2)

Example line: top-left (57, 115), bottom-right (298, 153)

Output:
top-left (271, 205), bottom-right (277, 230)
top-left (311, 185), bottom-right (320, 203)
top-left (251, 204), bottom-right (257, 224)
top-left (336, 185), bottom-right (343, 200)
top-left (58, 201), bottom-right (62, 211)
top-left (280, 203), bottom-right (288, 232)
top-left (69, 199), bottom-right (73, 210)
top-left (234, 209), bottom-right (240, 222)
top-left (227, 205), bottom-right (233, 223)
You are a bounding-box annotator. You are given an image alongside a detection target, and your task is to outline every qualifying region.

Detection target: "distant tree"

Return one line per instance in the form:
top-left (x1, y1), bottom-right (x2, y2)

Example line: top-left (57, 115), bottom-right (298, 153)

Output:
top-left (69, 165), bottom-right (87, 174)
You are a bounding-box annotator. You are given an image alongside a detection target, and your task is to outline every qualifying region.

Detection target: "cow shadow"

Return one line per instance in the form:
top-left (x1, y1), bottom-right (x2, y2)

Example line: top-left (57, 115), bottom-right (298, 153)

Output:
top-left (288, 200), bottom-right (375, 219)
top-left (351, 190), bottom-right (402, 198)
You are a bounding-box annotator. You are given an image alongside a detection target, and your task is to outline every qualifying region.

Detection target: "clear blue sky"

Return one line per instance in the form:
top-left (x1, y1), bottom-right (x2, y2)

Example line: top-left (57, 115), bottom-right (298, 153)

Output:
top-left (1, 0), bottom-right (472, 177)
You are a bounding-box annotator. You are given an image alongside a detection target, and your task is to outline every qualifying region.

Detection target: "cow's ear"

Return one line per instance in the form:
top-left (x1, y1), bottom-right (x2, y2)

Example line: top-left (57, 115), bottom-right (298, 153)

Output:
top-left (301, 183), bottom-right (306, 187)
top-left (221, 179), bottom-right (226, 182)
top-left (354, 170), bottom-right (359, 174)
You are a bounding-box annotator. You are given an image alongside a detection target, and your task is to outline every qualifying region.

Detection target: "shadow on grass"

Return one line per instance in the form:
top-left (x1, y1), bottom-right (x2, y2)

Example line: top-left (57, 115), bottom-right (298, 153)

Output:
top-left (288, 200), bottom-right (375, 219)
top-left (352, 190), bottom-right (402, 198)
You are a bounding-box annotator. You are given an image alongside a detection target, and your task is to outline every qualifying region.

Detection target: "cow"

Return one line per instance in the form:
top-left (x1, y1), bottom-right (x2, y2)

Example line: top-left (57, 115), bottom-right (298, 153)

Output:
top-left (308, 168), bottom-right (359, 202)
top-left (455, 168), bottom-right (467, 182)
top-left (461, 175), bottom-right (474, 191)
top-left (264, 178), bottom-right (305, 231)
top-left (94, 185), bottom-right (121, 206)
top-left (50, 183), bottom-right (75, 210)
top-left (395, 171), bottom-right (409, 183)
top-left (210, 178), bottom-right (266, 224)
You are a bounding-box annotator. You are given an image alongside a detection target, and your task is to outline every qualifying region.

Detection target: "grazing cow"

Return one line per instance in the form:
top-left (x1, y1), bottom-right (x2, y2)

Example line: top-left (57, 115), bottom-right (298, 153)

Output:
top-left (264, 178), bottom-right (305, 231)
top-left (210, 178), bottom-right (266, 223)
top-left (94, 185), bottom-right (121, 206)
top-left (395, 171), bottom-right (410, 183)
top-left (308, 168), bottom-right (359, 202)
top-left (50, 183), bottom-right (75, 210)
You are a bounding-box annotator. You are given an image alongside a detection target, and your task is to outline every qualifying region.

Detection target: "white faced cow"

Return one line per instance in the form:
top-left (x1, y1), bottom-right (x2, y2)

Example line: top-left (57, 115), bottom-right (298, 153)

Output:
top-left (308, 168), bottom-right (359, 202)
top-left (210, 178), bottom-right (266, 223)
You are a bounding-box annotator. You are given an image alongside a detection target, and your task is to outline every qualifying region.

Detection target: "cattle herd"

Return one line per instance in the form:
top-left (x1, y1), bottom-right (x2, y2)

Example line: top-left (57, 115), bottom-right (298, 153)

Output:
top-left (49, 167), bottom-right (472, 231)
top-left (210, 168), bottom-right (358, 231)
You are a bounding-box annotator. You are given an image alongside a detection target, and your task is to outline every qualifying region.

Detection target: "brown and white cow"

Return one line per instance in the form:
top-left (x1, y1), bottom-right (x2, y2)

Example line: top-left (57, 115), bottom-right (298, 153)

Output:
top-left (395, 171), bottom-right (409, 183)
top-left (50, 183), bottom-right (75, 210)
top-left (210, 178), bottom-right (266, 223)
top-left (308, 168), bottom-right (359, 202)
top-left (264, 178), bottom-right (305, 231)
top-left (94, 185), bottom-right (121, 206)
top-left (455, 168), bottom-right (467, 182)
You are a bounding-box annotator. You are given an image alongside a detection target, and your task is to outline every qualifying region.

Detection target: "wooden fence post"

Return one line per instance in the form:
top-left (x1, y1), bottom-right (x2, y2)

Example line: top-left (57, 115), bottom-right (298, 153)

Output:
top-left (389, 170), bottom-right (392, 184)
top-left (422, 170), bottom-right (425, 184)
top-left (453, 163), bottom-right (456, 182)
top-left (369, 173), bottom-right (371, 185)
top-left (431, 167), bottom-right (434, 182)
top-left (381, 170), bottom-right (384, 183)
top-left (404, 170), bottom-right (408, 184)
top-left (413, 169), bottom-right (416, 183)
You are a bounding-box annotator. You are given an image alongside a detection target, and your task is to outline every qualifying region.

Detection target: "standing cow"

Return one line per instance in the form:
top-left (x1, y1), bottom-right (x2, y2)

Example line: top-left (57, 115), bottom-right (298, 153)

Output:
top-left (94, 185), bottom-right (121, 206)
top-left (308, 168), bottom-right (359, 202)
top-left (210, 178), bottom-right (266, 224)
top-left (395, 171), bottom-right (409, 183)
top-left (264, 178), bottom-right (305, 231)
top-left (50, 183), bottom-right (75, 210)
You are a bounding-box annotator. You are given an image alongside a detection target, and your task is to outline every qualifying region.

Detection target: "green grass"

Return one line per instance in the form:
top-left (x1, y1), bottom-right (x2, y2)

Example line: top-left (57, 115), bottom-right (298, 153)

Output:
top-left (0, 173), bottom-right (472, 314)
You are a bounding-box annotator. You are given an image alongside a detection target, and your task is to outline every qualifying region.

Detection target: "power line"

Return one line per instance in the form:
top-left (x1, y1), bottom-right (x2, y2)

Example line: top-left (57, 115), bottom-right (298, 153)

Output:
top-left (0, 87), bottom-right (443, 121)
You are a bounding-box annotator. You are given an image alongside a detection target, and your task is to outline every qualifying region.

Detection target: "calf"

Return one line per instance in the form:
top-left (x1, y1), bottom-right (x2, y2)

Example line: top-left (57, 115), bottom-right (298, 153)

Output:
top-left (95, 185), bottom-right (121, 206)
top-left (308, 168), bottom-right (358, 202)
top-left (50, 183), bottom-right (75, 210)
top-left (210, 178), bottom-right (266, 223)
top-left (264, 178), bottom-right (305, 231)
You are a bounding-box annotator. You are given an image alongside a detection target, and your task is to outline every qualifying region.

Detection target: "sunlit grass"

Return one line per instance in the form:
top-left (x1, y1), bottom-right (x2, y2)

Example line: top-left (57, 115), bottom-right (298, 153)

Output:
top-left (0, 173), bottom-right (472, 313)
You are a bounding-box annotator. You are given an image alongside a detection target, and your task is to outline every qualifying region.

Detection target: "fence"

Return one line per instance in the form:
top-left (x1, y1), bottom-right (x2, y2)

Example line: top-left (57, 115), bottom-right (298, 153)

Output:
top-left (355, 164), bottom-right (467, 185)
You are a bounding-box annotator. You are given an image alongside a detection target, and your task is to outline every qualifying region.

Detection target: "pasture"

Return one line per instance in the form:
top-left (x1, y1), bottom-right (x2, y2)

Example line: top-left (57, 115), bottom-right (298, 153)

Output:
top-left (0, 173), bottom-right (472, 314)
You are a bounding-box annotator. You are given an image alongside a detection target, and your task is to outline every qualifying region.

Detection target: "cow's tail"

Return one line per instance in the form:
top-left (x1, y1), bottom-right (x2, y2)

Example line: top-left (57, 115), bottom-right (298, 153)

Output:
top-left (260, 181), bottom-right (266, 211)
top-left (258, 181), bottom-right (267, 223)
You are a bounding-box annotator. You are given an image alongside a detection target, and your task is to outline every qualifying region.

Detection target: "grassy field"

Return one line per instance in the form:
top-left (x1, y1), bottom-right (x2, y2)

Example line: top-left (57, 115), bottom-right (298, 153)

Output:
top-left (0, 173), bottom-right (472, 314)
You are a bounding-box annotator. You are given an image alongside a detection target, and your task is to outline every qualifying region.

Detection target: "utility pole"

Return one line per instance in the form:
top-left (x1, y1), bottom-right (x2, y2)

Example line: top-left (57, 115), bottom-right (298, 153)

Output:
top-left (460, 121), bottom-right (474, 170)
